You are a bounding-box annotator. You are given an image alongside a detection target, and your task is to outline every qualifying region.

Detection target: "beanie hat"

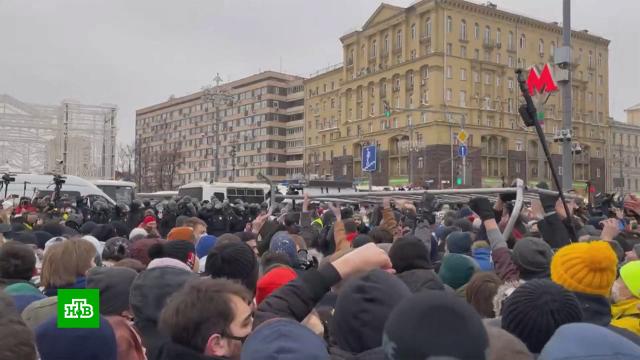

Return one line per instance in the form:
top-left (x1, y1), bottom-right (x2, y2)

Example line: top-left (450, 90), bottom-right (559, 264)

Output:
top-left (501, 279), bottom-right (583, 353)
top-left (446, 231), bottom-right (473, 254)
top-left (33, 231), bottom-right (54, 249)
top-left (41, 222), bottom-right (65, 237)
top-left (91, 224), bottom-right (116, 243)
top-left (551, 241), bottom-right (617, 296)
top-left (540, 323), bottom-right (640, 359)
top-left (269, 231), bottom-right (298, 267)
top-left (619, 260), bottom-right (640, 298)
top-left (14, 231), bottom-right (37, 245)
top-left (389, 235), bottom-right (432, 273)
top-left (148, 240), bottom-right (196, 269)
top-left (141, 216), bottom-right (156, 227)
top-left (196, 235), bottom-right (217, 258)
top-left (128, 238), bottom-right (159, 265)
top-left (512, 237), bottom-right (553, 280)
top-left (438, 253), bottom-right (478, 290)
top-left (334, 269), bottom-right (411, 354)
top-left (256, 266), bottom-right (297, 304)
top-left (79, 221), bottom-right (97, 235)
top-left (484, 324), bottom-right (532, 360)
top-left (205, 242), bottom-right (259, 293)
top-left (167, 226), bottom-right (195, 242)
top-left (241, 318), bottom-right (329, 360)
top-left (101, 237), bottom-right (130, 261)
top-left (383, 290), bottom-right (489, 360)
top-left (128, 228), bottom-right (148, 241)
top-left (35, 315), bottom-right (117, 360)
top-left (87, 266), bottom-right (137, 316)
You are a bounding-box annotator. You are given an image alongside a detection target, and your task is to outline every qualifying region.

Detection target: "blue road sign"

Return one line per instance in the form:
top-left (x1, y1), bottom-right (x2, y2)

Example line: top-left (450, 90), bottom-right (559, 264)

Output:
top-left (458, 144), bottom-right (468, 157)
top-left (362, 145), bottom-right (377, 172)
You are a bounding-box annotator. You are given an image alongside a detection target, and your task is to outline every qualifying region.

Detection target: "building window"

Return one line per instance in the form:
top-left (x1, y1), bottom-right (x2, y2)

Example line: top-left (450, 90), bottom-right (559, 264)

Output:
top-left (446, 66), bottom-right (452, 79)
top-left (474, 23), bottom-right (480, 39)
top-left (598, 53), bottom-right (603, 66)
top-left (460, 45), bottom-right (467, 58)
top-left (484, 73), bottom-right (490, 85)
top-left (446, 16), bottom-right (452, 33)
top-left (460, 20), bottom-right (467, 40)
top-left (550, 41), bottom-right (555, 56)
top-left (446, 88), bottom-right (452, 102)
top-left (411, 23), bottom-right (416, 39)
top-left (418, 157), bottom-right (424, 168)
top-left (508, 78), bottom-right (514, 90)
top-left (596, 168), bottom-right (601, 178)
top-left (473, 71), bottom-right (479, 83)
top-left (474, 49), bottom-right (480, 60)
top-left (496, 52), bottom-right (501, 64)
top-left (496, 76), bottom-right (501, 87)
top-left (515, 141), bottom-right (523, 151)
top-left (425, 17), bottom-right (432, 37)
top-left (507, 98), bottom-right (513, 113)
top-left (538, 39), bottom-right (544, 55)
top-left (484, 51), bottom-right (490, 61)
top-left (459, 90), bottom-right (466, 107)
top-left (519, 33), bottom-right (526, 49)
top-left (558, 166), bottom-right (563, 176)
top-left (460, 68), bottom-right (467, 81)
top-left (372, 40), bottom-right (377, 57)
top-left (446, 43), bottom-right (452, 55)
top-left (508, 31), bottom-right (514, 50)
top-left (396, 30), bottom-right (402, 49)
top-left (383, 34), bottom-right (389, 54)
top-left (496, 28), bottom-right (501, 44)
top-left (515, 162), bottom-right (521, 173)
top-left (508, 56), bottom-right (513, 68)
top-left (588, 51), bottom-right (593, 67)
top-left (598, 94), bottom-right (603, 105)
top-left (484, 26), bottom-right (491, 44)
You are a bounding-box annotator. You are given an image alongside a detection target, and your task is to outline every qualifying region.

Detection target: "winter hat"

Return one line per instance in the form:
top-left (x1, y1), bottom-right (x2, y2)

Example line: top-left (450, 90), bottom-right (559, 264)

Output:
top-left (333, 269), bottom-right (411, 354)
top-left (446, 231), bottom-right (473, 254)
top-left (196, 235), bottom-right (217, 258)
top-left (453, 218), bottom-right (474, 232)
top-left (147, 257), bottom-right (192, 272)
top-left (512, 237), bottom-right (554, 280)
top-left (438, 253), bottom-right (478, 290)
top-left (33, 231), bottom-right (54, 249)
top-left (457, 207), bottom-right (474, 219)
top-left (619, 260), bottom-right (640, 298)
top-left (35, 315), bottom-right (117, 360)
top-left (166, 227), bottom-right (195, 242)
top-left (148, 240), bottom-right (196, 269)
top-left (128, 238), bottom-right (160, 265)
top-left (389, 235), bottom-right (432, 273)
top-left (484, 325), bottom-right (533, 360)
top-left (501, 279), bottom-right (583, 353)
top-left (109, 221), bottom-right (130, 238)
top-left (539, 323), bottom-right (640, 360)
top-left (551, 241), bottom-right (617, 296)
top-left (128, 228), bottom-right (148, 241)
top-left (256, 266), bottom-right (298, 304)
top-left (41, 222), bottom-right (65, 237)
top-left (205, 241), bottom-right (259, 293)
top-left (87, 266), bottom-right (137, 316)
top-left (81, 235), bottom-right (104, 257)
top-left (4, 282), bottom-right (42, 297)
top-left (234, 231), bottom-right (258, 243)
top-left (383, 290), bottom-right (489, 360)
top-left (241, 318), bottom-right (329, 360)
top-left (79, 221), bottom-right (97, 235)
top-left (91, 224), bottom-right (116, 243)
top-left (352, 234), bottom-right (373, 248)
top-left (101, 237), bottom-right (130, 261)
top-left (141, 216), bottom-right (156, 227)
top-left (269, 231), bottom-right (298, 267)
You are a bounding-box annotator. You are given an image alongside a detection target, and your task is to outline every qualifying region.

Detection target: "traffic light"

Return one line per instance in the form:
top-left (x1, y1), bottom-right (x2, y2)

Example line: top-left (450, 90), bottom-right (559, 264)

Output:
top-left (383, 101), bottom-right (392, 118)
top-left (456, 177), bottom-right (462, 186)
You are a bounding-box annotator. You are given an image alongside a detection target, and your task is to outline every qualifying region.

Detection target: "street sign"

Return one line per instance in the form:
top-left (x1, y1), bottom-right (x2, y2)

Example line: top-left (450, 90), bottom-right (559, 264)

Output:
top-left (362, 145), bottom-right (377, 172)
top-left (527, 63), bottom-right (558, 96)
top-left (457, 130), bottom-right (468, 144)
top-left (458, 145), bottom-right (468, 157)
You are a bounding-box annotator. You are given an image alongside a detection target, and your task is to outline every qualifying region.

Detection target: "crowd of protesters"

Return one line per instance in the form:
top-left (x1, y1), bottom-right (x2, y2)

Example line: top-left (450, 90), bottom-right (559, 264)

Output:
top-left (1, 181), bottom-right (640, 360)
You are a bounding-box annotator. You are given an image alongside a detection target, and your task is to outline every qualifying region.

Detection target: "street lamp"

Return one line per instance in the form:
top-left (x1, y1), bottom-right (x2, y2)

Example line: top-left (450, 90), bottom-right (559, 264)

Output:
top-left (230, 145), bottom-right (237, 182)
top-left (202, 73), bottom-right (235, 183)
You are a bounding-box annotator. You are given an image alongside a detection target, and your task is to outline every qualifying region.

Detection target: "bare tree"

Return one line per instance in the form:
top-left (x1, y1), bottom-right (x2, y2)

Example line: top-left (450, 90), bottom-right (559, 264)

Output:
top-left (154, 150), bottom-right (180, 191)
top-left (116, 143), bottom-right (135, 179)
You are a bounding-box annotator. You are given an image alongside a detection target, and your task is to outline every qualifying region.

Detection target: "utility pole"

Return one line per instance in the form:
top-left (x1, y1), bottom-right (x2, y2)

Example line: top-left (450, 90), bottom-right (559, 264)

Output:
top-left (230, 145), bottom-right (237, 182)
top-left (63, 103), bottom-right (69, 174)
top-left (408, 124), bottom-right (415, 187)
top-left (561, 0), bottom-right (573, 191)
top-left (619, 144), bottom-right (624, 190)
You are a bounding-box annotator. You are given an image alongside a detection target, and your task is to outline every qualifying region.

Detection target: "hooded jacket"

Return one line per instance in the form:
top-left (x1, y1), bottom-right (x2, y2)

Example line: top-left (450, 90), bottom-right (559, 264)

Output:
top-left (539, 323), bottom-right (640, 359)
top-left (130, 266), bottom-right (198, 360)
top-left (573, 292), bottom-right (640, 346)
top-left (155, 341), bottom-right (226, 360)
top-left (332, 269), bottom-right (411, 354)
top-left (395, 269), bottom-right (444, 293)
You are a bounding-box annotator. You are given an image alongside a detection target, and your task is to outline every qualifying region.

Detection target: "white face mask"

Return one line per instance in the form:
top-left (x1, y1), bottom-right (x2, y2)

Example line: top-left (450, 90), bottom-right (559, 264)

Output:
top-left (472, 217), bottom-right (482, 230)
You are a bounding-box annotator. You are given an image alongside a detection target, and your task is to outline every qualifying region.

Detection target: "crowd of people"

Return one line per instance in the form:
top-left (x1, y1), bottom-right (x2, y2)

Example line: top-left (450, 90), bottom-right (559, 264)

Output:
top-left (1, 181), bottom-right (640, 359)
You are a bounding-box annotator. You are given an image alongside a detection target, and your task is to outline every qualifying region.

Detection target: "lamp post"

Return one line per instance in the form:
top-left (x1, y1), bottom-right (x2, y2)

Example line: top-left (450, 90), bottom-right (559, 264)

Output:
top-left (230, 145), bottom-right (237, 182)
top-left (202, 73), bottom-right (234, 183)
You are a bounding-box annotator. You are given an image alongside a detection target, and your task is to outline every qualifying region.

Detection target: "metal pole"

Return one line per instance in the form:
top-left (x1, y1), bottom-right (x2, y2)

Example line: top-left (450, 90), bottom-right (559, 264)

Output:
top-left (63, 103), bottom-right (68, 174)
top-left (449, 119), bottom-right (453, 189)
top-left (408, 125), bottom-right (414, 186)
top-left (561, 0), bottom-right (573, 191)
top-left (214, 106), bottom-right (220, 182)
top-left (619, 145), bottom-right (624, 190)
top-left (462, 155), bottom-right (466, 185)
top-left (368, 171), bottom-right (372, 191)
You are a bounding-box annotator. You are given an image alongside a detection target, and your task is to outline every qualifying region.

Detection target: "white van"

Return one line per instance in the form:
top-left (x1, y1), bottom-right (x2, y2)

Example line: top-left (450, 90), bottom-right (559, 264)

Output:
top-left (136, 191), bottom-right (178, 203)
top-left (178, 182), bottom-right (271, 204)
top-left (91, 180), bottom-right (136, 204)
top-left (2, 174), bottom-right (115, 205)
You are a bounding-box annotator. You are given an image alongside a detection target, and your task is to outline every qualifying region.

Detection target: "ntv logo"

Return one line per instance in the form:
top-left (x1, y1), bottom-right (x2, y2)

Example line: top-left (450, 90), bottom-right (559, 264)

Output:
top-left (64, 299), bottom-right (94, 319)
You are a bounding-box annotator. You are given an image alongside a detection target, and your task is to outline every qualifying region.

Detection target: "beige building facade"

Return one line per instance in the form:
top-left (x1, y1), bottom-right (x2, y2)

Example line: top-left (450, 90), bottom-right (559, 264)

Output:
top-left (304, 0), bottom-right (610, 192)
top-left (608, 103), bottom-right (640, 193)
top-left (136, 71), bottom-right (304, 191)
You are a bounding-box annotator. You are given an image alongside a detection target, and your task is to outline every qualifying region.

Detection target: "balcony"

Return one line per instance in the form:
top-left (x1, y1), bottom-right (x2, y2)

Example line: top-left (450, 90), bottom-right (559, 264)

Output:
top-left (393, 46), bottom-right (402, 54)
top-left (420, 35), bottom-right (431, 45)
top-left (482, 40), bottom-right (495, 50)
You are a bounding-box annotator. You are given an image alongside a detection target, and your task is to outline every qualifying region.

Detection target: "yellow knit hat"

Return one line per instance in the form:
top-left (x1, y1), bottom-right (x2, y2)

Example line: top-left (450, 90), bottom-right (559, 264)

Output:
top-left (550, 241), bottom-right (617, 296)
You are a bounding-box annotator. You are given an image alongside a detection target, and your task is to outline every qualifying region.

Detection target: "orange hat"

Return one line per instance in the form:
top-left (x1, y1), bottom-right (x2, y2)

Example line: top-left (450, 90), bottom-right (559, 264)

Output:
top-left (166, 227), bottom-right (195, 243)
top-left (551, 241), bottom-right (617, 297)
top-left (256, 266), bottom-right (297, 304)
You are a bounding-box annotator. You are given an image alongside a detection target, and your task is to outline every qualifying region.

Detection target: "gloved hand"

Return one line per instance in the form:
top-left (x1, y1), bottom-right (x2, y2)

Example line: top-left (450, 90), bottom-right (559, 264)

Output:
top-left (469, 197), bottom-right (495, 221)
top-left (499, 192), bottom-right (517, 203)
top-left (537, 182), bottom-right (558, 213)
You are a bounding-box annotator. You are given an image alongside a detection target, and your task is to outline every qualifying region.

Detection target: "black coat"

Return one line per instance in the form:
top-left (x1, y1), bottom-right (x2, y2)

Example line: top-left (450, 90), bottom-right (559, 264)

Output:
top-left (154, 341), bottom-right (227, 360)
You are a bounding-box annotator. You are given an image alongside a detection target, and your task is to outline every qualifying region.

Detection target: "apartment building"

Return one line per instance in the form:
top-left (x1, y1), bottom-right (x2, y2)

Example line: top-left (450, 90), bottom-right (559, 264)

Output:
top-left (304, 0), bottom-right (610, 192)
top-left (608, 103), bottom-right (640, 193)
top-left (135, 71), bottom-right (304, 191)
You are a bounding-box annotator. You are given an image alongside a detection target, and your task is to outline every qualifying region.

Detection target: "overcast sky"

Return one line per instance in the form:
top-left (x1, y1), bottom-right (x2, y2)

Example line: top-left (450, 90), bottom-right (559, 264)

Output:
top-left (1, 0), bottom-right (638, 145)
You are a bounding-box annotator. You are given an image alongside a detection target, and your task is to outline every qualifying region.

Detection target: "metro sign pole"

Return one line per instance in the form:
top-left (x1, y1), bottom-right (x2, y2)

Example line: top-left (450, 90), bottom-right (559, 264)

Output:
top-left (561, 0), bottom-right (573, 191)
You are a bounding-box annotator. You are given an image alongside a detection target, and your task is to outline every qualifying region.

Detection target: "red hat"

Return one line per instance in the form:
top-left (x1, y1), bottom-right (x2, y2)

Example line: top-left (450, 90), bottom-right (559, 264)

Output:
top-left (256, 266), bottom-right (297, 304)
top-left (142, 216), bottom-right (156, 227)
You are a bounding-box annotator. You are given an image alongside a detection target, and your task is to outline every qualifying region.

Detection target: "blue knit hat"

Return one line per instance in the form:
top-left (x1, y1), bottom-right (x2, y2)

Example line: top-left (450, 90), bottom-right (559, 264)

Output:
top-left (269, 231), bottom-right (298, 267)
top-left (446, 231), bottom-right (473, 254)
top-left (241, 318), bottom-right (329, 360)
top-left (35, 315), bottom-right (117, 360)
top-left (196, 235), bottom-right (217, 258)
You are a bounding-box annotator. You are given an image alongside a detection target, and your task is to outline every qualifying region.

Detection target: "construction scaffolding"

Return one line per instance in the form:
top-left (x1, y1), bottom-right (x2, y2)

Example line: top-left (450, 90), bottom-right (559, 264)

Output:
top-left (0, 94), bottom-right (117, 178)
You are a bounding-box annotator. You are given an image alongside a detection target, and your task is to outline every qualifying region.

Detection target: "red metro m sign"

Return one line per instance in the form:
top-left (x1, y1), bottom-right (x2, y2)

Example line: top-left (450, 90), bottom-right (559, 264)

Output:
top-left (527, 64), bottom-right (558, 96)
